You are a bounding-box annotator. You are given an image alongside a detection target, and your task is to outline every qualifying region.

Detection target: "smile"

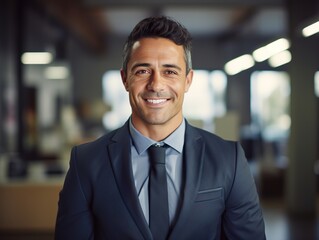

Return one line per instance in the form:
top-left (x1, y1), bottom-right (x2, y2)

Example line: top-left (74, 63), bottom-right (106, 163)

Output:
top-left (146, 99), bottom-right (168, 104)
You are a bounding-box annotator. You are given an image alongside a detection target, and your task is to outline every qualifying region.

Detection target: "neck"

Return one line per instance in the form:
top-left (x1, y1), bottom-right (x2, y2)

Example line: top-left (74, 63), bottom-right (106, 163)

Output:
top-left (131, 116), bottom-right (183, 142)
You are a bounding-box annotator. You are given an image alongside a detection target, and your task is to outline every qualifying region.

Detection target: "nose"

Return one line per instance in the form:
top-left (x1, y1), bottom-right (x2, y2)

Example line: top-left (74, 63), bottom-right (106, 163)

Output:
top-left (147, 71), bottom-right (164, 92)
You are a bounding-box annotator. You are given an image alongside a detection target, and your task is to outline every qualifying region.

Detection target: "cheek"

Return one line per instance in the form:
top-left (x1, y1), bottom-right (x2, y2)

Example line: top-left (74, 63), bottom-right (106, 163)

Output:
top-left (129, 82), bottom-right (145, 99)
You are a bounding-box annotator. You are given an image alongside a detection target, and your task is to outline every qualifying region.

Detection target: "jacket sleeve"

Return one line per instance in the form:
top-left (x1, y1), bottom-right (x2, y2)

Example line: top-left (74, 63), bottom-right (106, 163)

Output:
top-left (223, 142), bottom-right (266, 240)
top-left (55, 146), bottom-right (94, 240)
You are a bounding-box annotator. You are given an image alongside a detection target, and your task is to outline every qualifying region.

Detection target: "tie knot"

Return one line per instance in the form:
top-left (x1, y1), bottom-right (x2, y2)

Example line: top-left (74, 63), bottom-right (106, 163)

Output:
top-left (148, 145), bottom-right (166, 165)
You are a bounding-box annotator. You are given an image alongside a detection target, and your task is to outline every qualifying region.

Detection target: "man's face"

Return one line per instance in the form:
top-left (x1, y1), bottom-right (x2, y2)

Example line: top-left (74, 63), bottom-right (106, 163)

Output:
top-left (121, 37), bottom-right (193, 131)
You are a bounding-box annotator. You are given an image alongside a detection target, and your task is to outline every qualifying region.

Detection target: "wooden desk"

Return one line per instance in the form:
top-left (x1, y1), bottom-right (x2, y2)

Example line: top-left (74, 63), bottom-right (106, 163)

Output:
top-left (0, 180), bottom-right (63, 231)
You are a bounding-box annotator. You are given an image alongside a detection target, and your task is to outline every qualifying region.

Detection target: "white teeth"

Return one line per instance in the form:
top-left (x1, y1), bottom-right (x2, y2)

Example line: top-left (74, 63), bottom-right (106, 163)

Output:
top-left (147, 99), bottom-right (166, 104)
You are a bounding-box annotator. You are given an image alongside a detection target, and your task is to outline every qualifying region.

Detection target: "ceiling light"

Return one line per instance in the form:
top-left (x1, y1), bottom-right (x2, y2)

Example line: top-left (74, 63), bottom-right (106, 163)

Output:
top-left (302, 20), bottom-right (319, 37)
top-left (21, 52), bottom-right (53, 64)
top-left (45, 66), bottom-right (69, 79)
top-left (252, 38), bottom-right (290, 62)
top-left (224, 54), bottom-right (255, 75)
top-left (268, 50), bottom-right (292, 68)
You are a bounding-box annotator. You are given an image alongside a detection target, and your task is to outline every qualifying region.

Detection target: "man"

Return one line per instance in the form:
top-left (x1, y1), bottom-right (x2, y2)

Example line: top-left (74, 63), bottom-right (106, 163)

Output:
top-left (55, 16), bottom-right (265, 240)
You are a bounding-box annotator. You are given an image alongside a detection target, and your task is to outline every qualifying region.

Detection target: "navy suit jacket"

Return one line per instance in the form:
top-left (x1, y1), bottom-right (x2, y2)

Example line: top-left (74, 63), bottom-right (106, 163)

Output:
top-left (55, 121), bottom-right (265, 239)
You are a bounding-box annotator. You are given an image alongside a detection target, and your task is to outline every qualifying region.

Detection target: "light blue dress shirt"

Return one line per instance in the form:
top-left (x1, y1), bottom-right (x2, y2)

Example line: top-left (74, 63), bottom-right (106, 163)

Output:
top-left (129, 119), bottom-right (185, 225)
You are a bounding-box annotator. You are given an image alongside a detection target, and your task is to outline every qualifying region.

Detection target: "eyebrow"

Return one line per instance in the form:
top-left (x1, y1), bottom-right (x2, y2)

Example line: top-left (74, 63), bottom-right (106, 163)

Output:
top-left (163, 64), bottom-right (182, 72)
top-left (131, 63), bottom-right (150, 72)
top-left (130, 63), bottom-right (182, 72)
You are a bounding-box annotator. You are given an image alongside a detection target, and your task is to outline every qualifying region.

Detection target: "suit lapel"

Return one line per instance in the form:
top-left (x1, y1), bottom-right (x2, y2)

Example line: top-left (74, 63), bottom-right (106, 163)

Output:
top-left (108, 122), bottom-right (152, 240)
top-left (169, 124), bottom-right (205, 239)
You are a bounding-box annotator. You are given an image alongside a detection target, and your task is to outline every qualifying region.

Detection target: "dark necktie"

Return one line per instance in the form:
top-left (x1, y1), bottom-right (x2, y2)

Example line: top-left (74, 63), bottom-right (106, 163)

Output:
top-left (148, 144), bottom-right (169, 240)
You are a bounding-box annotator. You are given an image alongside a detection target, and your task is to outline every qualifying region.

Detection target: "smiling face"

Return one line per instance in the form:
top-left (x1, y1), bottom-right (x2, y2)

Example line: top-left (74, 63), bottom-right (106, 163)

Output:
top-left (121, 37), bottom-right (193, 139)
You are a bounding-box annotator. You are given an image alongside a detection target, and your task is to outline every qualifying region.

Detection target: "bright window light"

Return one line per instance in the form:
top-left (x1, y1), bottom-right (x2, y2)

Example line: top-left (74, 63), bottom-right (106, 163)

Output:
top-left (315, 72), bottom-right (319, 97)
top-left (251, 71), bottom-right (290, 141)
top-left (184, 70), bottom-right (213, 120)
top-left (224, 54), bottom-right (255, 75)
top-left (268, 50), bottom-right (292, 68)
top-left (102, 71), bottom-right (131, 130)
top-left (302, 20), bottom-right (319, 37)
top-left (209, 71), bottom-right (227, 117)
top-left (45, 66), bottom-right (69, 79)
top-left (252, 38), bottom-right (290, 62)
top-left (183, 70), bottom-right (227, 130)
top-left (21, 52), bottom-right (53, 64)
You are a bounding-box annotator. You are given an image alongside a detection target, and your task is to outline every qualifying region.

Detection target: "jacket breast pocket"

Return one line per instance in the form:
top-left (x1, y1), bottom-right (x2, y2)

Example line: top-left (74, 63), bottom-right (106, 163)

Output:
top-left (195, 187), bottom-right (223, 202)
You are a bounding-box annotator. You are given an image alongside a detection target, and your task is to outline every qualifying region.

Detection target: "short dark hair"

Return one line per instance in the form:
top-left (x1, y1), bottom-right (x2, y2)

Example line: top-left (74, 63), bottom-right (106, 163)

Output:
top-left (122, 16), bottom-right (192, 74)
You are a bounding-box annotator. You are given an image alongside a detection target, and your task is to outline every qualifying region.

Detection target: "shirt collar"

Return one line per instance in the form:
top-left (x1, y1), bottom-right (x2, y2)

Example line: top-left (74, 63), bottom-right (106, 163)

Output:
top-left (129, 118), bottom-right (185, 155)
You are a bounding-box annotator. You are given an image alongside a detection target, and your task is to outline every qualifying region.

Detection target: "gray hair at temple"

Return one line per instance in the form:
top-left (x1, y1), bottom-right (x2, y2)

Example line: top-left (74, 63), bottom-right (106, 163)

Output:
top-left (122, 16), bottom-right (193, 74)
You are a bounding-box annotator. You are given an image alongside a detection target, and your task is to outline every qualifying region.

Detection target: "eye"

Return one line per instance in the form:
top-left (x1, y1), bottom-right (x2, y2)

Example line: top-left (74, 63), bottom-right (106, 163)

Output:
top-left (164, 70), bottom-right (177, 75)
top-left (135, 69), bottom-right (150, 75)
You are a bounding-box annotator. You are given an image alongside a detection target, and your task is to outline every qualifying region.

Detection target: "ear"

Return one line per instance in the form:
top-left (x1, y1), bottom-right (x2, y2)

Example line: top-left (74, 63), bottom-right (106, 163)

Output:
top-left (184, 69), bottom-right (193, 92)
top-left (120, 69), bottom-right (129, 91)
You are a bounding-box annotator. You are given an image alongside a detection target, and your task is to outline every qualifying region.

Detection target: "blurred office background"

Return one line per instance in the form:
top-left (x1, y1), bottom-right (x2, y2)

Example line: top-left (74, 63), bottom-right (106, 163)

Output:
top-left (0, 0), bottom-right (319, 239)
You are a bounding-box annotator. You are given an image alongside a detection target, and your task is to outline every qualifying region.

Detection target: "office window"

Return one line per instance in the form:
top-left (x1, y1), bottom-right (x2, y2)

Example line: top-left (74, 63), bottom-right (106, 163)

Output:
top-left (250, 71), bottom-right (290, 141)
top-left (183, 70), bottom-right (227, 130)
top-left (102, 71), bottom-right (130, 130)
top-left (102, 70), bottom-right (227, 131)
